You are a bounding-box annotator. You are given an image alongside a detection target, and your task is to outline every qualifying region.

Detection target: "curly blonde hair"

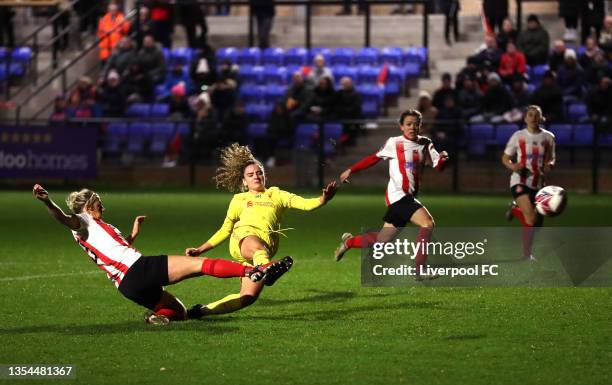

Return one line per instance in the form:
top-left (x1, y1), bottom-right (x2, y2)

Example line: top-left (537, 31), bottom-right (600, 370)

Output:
top-left (214, 143), bottom-right (264, 192)
top-left (66, 189), bottom-right (100, 213)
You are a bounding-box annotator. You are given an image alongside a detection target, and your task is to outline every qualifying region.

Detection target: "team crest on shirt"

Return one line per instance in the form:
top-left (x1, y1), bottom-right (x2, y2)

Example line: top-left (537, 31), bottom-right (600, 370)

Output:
top-left (247, 201), bottom-right (253, 207)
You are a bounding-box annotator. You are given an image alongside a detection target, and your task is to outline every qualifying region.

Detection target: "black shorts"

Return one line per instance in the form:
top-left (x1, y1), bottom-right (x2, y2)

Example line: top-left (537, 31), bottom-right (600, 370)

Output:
top-left (118, 255), bottom-right (169, 310)
top-left (383, 195), bottom-right (424, 228)
top-left (511, 184), bottom-right (537, 204)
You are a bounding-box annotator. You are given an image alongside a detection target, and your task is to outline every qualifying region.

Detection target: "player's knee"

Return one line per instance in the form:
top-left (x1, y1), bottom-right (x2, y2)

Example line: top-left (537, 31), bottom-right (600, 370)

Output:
top-left (421, 218), bottom-right (435, 229)
top-left (240, 295), bottom-right (258, 307)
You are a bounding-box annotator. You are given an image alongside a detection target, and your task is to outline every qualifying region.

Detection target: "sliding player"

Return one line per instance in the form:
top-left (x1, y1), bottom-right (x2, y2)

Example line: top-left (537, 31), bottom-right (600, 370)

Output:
top-left (333, 109), bottom-right (448, 279)
top-left (501, 105), bottom-right (556, 260)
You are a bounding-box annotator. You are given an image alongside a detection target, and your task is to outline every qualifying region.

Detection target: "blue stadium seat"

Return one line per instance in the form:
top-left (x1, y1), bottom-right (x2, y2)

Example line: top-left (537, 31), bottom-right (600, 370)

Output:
top-left (125, 103), bottom-right (151, 118)
top-left (331, 65), bottom-right (358, 86)
top-left (238, 65), bottom-right (264, 85)
top-left (216, 47), bottom-right (238, 64)
top-left (176, 123), bottom-right (190, 137)
top-left (379, 47), bottom-right (403, 66)
top-left (322, 122), bottom-right (343, 155)
top-left (247, 123), bottom-right (268, 138)
top-left (150, 103), bottom-right (170, 118)
top-left (357, 65), bottom-right (380, 85)
top-left (403, 47), bottom-right (427, 65)
top-left (0, 47), bottom-right (8, 62)
top-left (548, 123), bottom-right (573, 145)
top-left (361, 100), bottom-right (380, 118)
top-left (309, 47), bottom-right (332, 63)
top-left (237, 47), bottom-right (261, 66)
top-left (245, 103), bottom-right (273, 121)
top-left (531, 64), bottom-right (549, 84)
top-left (599, 133), bottom-right (612, 147)
top-left (357, 84), bottom-right (385, 104)
top-left (294, 123), bottom-right (319, 150)
top-left (8, 63), bottom-right (25, 77)
top-left (468, 123), bottom-right (495, 141)
top-left (170, 47), bottom-right (193, 66)
top-left (403, 62), bottom-right (421, 79)
top-left (356, 47), bottom-right (378, 66)
top-left (239, 85), bottom-right (265, 103)
top-left (103, 123), bottom-right (128, 154)
top-left (567, 102), bottom-right (588, 122)
top-left (262, 47), bottom-right (285, 66)
top-left (572, 124), bottom-right (593, 146)
top-left (331, 47), bottom-right (355, 66)
top-left (285, 47), bottom-right (308, 66)
top-left (162, 47), bottom-right (170, 62)
top-left (263, 84), bottom-right (286, 104)
top-left (127, 122), bottom-right (152, 154)
top-left (495, 124), bottom-right (519, 145)
top-left (263, 65), bottom-right (288, 84)
top-left (384, 65), bottom-right (404, 96)
top-left (150, 123), bottom-right (175, 154)
top-left (11, 47), bottom-right (32, 63)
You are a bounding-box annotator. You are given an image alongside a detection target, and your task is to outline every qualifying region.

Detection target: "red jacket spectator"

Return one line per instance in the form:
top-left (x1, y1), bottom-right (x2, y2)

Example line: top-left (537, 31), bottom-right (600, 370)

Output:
top-left (97, 2), bottom-right (130, 61)
top-left (498, 42), bottom-right (526, 81)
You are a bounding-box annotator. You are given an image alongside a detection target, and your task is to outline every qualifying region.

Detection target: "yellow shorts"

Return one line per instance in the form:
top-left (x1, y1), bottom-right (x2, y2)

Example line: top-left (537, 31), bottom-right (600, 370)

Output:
top-left (229, 226), bottom-right (279, 265)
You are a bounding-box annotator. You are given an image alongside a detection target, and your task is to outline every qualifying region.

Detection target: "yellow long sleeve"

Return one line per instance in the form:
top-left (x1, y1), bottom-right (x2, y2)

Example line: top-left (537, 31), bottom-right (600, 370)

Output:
top-left (278, 190), bottom-right (323, 211)
top-left (206, 197), bottom-right (241, 247)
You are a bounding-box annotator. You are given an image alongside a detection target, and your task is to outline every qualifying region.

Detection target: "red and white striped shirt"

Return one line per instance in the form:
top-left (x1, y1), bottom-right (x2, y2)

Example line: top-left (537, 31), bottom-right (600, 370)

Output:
top-left (504, 128), bottom-right (556, 190)
top-left (71, 213), bottom-right (141, 288)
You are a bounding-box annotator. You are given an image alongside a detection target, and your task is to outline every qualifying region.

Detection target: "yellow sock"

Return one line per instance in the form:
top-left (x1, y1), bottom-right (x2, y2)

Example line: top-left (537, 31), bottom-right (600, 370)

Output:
top-left (203, 294), bottom-right (244, 315)
top-left (252, 249), bottom-right (270, 266)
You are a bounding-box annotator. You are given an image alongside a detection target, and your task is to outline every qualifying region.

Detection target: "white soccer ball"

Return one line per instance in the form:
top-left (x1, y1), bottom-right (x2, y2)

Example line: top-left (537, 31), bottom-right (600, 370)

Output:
top-left (535, 185), bottom-right (567, 217)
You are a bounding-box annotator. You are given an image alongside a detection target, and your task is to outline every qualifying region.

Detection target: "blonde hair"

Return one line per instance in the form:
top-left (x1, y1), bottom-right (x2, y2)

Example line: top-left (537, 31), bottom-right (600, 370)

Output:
top-left (66, 189), bottom-right (100, 213)
top-left (214, 143), bottom-right (264, 192)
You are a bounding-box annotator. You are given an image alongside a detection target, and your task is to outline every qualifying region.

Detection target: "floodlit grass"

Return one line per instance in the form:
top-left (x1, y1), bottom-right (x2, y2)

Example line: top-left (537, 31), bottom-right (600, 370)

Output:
top-left (1, 190), bottom-right (611, 385)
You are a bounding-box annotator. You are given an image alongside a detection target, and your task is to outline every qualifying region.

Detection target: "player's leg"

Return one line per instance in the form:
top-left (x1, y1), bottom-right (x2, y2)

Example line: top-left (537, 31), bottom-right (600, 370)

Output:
top-left (334, 224), bottom-right (399, 261)
top-left (240, 236), bottom-right (271, 266)
top-left (166, 255), bottom-right (254, 284)
top-left (145, 290), bottom-right (188, 325)
top-left (514, 194), bottom-right (542, 260)
top-left (409, 206), bottom-right (435, 273)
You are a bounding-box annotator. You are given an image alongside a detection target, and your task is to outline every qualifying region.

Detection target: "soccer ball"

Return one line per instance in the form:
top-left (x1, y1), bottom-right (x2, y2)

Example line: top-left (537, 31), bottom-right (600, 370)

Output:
top-left (535, 185), bottom-right (567, 216)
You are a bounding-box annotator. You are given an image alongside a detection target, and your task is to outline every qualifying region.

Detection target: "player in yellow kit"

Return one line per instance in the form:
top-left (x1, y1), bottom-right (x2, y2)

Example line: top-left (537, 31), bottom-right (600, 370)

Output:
top-left (184, 143), bottom-right (337, 317)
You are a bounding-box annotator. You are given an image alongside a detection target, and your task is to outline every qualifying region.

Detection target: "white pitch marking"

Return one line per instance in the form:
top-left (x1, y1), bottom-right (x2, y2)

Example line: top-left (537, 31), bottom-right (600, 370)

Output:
top-left (0, 271), bottom-right (99, 282)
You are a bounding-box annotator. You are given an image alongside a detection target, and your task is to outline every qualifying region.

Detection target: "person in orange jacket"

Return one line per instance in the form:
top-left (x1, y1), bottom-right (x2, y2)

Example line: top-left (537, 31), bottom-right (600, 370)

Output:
top-left (97, 2), bottom-right (130, 63)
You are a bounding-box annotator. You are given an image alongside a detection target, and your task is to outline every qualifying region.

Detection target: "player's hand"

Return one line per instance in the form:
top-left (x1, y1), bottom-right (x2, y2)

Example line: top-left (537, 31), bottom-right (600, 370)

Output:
top-left (543, 162), bottom-right (554, 173)
top-left (134, 216), bottom-right (146, 224)
top-left (339, 169), bottom-right (351, 184)
top-left (321, 180), bottom-right (338, 204)
top-left (511, 163), bottom-right (525, 172)
top-left (185, 247), bottom-right (203, 257)
top-left (32, 184), bottom-right (49, 202)
top-left (439, 151), bottom-right (449, 162)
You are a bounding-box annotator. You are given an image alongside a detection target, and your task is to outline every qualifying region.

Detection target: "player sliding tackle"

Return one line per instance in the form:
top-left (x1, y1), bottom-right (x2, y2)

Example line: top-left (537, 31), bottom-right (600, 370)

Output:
top-left (333, 109), bottom-right (449, 280)
top-left (32, 184), bottom-right (292, 325)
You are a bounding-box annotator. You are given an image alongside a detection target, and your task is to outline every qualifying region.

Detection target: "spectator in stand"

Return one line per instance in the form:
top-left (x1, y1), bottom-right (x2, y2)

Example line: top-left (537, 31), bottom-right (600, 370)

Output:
top-left (473, 72), bottom-right (514, 123)
top-left (210, 70), bottom-right (238, 122)
top-left (309, 76), bottom-right (336, 122)
top-left (264, 101), bottom-right (291, 168)
top-left (558, 0), bottom-right (581, 42)
top-left (138, 34), bottom-right (166, 85)
top-left (251, 0), bottom-right (275, 49)
top-left (496, 18), bottom-right (518, 52)
top-left (585, 76), bottom-right (612, 121)
top-left (221, 102), bottom-right (247, 146)
top-left (103, 38), bottom-right (137, 80)
top-left (217, 59), bottom-right (240, 84)
top-left (518, 14), bottom-right (550, 66)
top-left (474, 34), bottom-right (503, 70)
top-left (483, 0), bottom-right (508, 33)
top-left (434, 95), bottom-right (462, 146)
top-left (138, 6), bottom-right (154, 41)
top-left (455, 56), bottom-right (480, 91)
top-left (457, 75), bottom-right (483, 120)
top-left (97, 2), bottom-right (130, 66)
top-left (97, 70), bottom-right (127, 117)
top-left (163, 82), bottom-right (192, 119)
top-left (50, 95), bottom-right (69, 124)
top-left (557, 48), bottom-right (586, 100)
top-left (549, 39), bottom-right (567, 72)
top-left (0, 7), bottom-right (14, 48)
top-left (509, 74), bottom-right (531, 110)
top-left (308, 54), bottom-right (334, 86)
top-left (69, 76), bottom-right (97, 107)
top-left (193, 92), bottom-right (221, 162)
top-left (74, 0), bottom-right (99, 35)
top-left (190, 43), bottom-right (217, 90)
top-left (338, 0), bottom-right (366, 15)
top-left (440, 0), bottom-right (460, 46)
top-left (416, 90), bottom-right (438, 138)
top-left (585, 50), bottom-right (612, 86)
top-left (164, 64), bottom-right (193, 94)
top-left (432, 73), bottom-right (456, 110)
top-left (580, 0), bottom-right (604, 44)
top-left (476, 61), bottom-right (493, 93)
top-left (123, 61), bottom-right (154, 102)
top-left (335, 77), bottom-right (362, 144)
top-left (599, 15), bottom-right (612, 53)
top-left (498, 41), bottom-right (527, 85)
top-left (530, 70), bottom-right (564, 122)
top-left (177, 1), bottom-right (208, 48)
top-left (284, 71), bottom-right (314, 125)
top-left (579, 36), bottom-right (603, 70)
top-left (147, 0), bottom-right (173, 48)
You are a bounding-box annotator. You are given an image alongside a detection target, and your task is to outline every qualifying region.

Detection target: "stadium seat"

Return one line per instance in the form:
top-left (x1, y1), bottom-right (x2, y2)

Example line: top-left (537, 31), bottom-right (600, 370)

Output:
top-left (238, 65), bottom-right (264, 85)
top-left (150, 123), bottom-right (175, 154)
top-left (294, 123), bottom-right (319, 150)
top-left (216, 47), bottom-right (238, 64)
top-left (599, 133), bottom-right (612, 147)
top-left (0, 47), bottom-right (8, 62)
top-left (379, 47), bottom-right (403, 66)
top-left (548, 124), bottom-right (573, 145)
top-left (262, 47), bottom-right (285, 66)
top-left (103, 123), bottom-right (128, 154)
top-left (322, 122), bottom-right (343, 155)
top-left (361, 100), bottom-right (380, 118)
top-left (285, 47), bottom-right (308, 66)
top-left (247, 123), bottom-right (268, 138)
top-left (531, 64), bottom-right (549, 84)
top-left (331, 47), bottom-right (355, 66)
top-left (245, 103), bottom-right (273, 121)
top-left (384, 65), bottom-right (404, 96)
top-left (150, 103), bottom-right (170, 118)
top-left (11, 47), bottom-right (33, 63)
top-left (239, 85), bottom-right (265, 103)
top-left (331, 65), bottom-right (358, 86)
top-left (263, 84), bottom-right (286, 104)
top-left (170, 47), bottom-right (193, 66)
top-left (468, 123), bottom-right (495, 140)
top-left (237, 47), bottom-right (261, 66)
top-left (125, 103), bottom-right (151, 118)
top-left (356, 47), bottom-right (379, 66)
top-left (263, 65), bottom-right (288, 85)
top-left (567, 102), bottom-right (588, 122)
top-left (403, 62), bottom-right (421, 79)
top-left (357, 65), bottom-right (380, 85)
top-left (357, 84), bottom-right (385, 104)
top-left (309, 47), bottom-right (332, 63)
top-left (495, 124), bottom-right (519, 145)
top-left (403, 47), bottom-right (427, 66)
top-left (572, 124), bottom-right (594, 146)
top-left (127, 122), bottom-right (152, 154)
top-left (176, 123), bottom-right (191, 138)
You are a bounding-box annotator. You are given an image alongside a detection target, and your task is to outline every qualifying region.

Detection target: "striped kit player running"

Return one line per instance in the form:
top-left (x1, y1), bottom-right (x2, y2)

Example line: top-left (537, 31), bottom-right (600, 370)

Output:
top-left (501, 105), bottom-right (556, 260)
top-left (333, 109), bottom-right (449, 280)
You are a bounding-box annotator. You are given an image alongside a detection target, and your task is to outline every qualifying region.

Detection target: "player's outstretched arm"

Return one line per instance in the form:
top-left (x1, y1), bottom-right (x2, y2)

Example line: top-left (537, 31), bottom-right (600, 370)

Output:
top-left (320, 180), bottom-right (338, 204)
top-left (125, 216), bottom-right (146, 245)
top-left (32, 184), bottom-right (80, 230)
top-left (185, 242), bottom-right (214, 257)
top-left (340, 153), bottom-right (382, 183)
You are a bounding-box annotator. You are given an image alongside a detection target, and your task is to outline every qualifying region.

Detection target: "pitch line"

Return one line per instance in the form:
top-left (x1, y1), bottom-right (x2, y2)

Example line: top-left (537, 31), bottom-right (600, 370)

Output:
top-left (0, 271), bottom-right (98, 282)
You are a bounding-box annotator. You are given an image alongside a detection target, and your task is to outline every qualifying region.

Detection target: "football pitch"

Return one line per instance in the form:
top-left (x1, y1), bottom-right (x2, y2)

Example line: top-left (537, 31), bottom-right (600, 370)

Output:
top-left (1, 190), bottom-right (611, 385)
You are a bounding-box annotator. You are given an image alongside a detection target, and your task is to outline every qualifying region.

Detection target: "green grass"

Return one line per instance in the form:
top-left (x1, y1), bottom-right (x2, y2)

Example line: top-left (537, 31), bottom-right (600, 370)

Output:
top-left (1, 190), bottom-right (611, 385)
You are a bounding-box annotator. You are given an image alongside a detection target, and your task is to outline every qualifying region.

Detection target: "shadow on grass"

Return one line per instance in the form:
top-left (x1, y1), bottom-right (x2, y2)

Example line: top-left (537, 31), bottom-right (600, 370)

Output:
top-left (257, 289), bottom-right (405, 306)
top-left (0, 318), bottom-right (239, 336)
top-left (443, 334), bottom-right (487, 341)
